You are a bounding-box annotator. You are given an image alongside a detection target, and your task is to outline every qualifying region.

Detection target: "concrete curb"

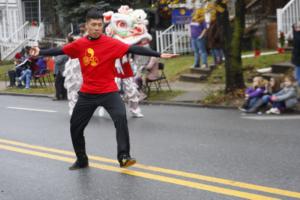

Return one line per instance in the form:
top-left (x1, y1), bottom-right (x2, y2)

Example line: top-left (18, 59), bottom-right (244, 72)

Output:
top-left (0, 91), bottom-right (237, 110)
top-left (0, 92), bottom-right (52, 99)
top-left (141, 100), bottom-right (236, 110)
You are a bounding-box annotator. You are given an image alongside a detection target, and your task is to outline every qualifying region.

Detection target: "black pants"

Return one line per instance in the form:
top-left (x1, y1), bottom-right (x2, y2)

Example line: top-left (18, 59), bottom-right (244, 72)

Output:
top-left (55, 72), bottom-right (67, 99)
top-left (8, 70), bottom-right (16, 86)
top-left (70, 91), bottom-right (130, 160)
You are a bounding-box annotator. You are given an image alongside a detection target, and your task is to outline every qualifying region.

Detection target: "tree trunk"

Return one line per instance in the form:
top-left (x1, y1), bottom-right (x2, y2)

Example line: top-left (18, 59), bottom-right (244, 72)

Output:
top-left (217, 0), bottom-right (245, 93)
top-left (227, 0), bottom-right (245, 92)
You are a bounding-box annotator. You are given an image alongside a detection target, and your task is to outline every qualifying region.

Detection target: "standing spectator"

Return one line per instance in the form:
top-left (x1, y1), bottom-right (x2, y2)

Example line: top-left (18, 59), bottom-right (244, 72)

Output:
top-left (292, 22), bottom-right (300, 86)
top-left (54, 54), bottom-right (69, 100)
top-left (190, 9), bottom-right (208, 69)
top-left (53, 36), bottom-right (74, 100)
top-left (207, 19), bottom-right (223, 65)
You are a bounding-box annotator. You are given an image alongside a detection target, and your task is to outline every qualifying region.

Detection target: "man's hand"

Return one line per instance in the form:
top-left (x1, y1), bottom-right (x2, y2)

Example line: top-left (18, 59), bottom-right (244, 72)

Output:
top-left (29, 46), bottom-right (40, 57)
top-left (160, 53), bottom-right (179, 59)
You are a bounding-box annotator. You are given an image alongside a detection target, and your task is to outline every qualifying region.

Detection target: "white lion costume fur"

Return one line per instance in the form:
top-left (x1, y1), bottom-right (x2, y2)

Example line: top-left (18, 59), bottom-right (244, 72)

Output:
top-left (63, 6), bottom-right (152, 117)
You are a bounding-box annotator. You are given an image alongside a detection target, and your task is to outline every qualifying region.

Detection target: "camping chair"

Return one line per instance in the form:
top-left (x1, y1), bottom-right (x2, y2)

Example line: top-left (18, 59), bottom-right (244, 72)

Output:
top-left (33, 69), bottom-right (53, 87)
top-left (145, 62), bottom-right (172, 95)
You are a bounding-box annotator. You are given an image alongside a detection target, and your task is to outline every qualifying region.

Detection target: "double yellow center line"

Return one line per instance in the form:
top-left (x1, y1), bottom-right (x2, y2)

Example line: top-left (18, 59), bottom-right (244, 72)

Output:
top-left (0, 138), bottom-right (299, 200)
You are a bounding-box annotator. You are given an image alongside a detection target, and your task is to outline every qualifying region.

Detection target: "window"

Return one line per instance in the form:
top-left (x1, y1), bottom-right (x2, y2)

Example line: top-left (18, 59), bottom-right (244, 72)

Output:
top-left (23, 0), bottom-right (39, 23)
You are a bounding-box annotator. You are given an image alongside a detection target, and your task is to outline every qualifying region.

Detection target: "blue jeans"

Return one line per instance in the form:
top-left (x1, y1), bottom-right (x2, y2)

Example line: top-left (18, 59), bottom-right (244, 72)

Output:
top-left (295, 66), bottom-right (300, 86)
top-left (20, 69), bottom-right (32, 89)
top-left (191, 37), bottom-right (207, 68)
top-left (248, 97), bottom-right (260, 109)
top-left (211, 49), bottom-right (223, 65)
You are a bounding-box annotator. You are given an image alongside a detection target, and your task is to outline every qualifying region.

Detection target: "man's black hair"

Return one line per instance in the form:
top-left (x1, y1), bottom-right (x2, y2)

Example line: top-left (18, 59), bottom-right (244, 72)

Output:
top-left (86, 8), bottom-right (103, 21)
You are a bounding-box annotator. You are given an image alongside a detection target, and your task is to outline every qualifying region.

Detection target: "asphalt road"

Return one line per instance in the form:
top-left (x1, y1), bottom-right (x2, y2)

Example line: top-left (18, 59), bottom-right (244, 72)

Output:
top-left (0, 95), bottom-right (300, 200)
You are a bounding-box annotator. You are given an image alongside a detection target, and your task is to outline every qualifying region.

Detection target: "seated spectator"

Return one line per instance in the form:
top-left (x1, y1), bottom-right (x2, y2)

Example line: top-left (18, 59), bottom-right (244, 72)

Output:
top-left (17, 58), bottom-right (33, 89)
top-left (34, 57), bottom-right (47, 75)
top-left (266, 75), bottom-right (298, 114)
top-left (144, 57), bottom-right (160, 81)
top-left (7, 52), bottom-right (22, 87)
top-left (246, 77), bottom-right (282, 113)
top-left (239, 76), bottom-right (265, 112)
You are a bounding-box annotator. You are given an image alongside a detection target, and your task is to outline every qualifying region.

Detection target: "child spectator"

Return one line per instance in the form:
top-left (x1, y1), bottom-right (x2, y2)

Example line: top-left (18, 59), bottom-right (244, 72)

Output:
top-left (239, 76), bottom-right (265, 112)
top-left (266, 75), bottom-right (298, 114)
top-left (246, 77), bottom-right (282, 113)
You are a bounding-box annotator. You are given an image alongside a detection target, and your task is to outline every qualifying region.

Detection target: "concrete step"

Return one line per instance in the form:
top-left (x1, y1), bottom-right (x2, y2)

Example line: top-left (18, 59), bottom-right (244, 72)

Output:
top-left (271, 62), bottom-right (294, 74)
top-left (180, 73), bottom-right (207, 82)
top-left (190, 67), bottom-right (212, 75)
top-left (261, 73), bottom-right (285, 80)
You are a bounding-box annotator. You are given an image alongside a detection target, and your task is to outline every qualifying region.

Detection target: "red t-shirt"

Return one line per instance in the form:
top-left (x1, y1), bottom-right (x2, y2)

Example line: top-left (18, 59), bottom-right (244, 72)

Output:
top-left (62, 35), bottom-right (130, 94)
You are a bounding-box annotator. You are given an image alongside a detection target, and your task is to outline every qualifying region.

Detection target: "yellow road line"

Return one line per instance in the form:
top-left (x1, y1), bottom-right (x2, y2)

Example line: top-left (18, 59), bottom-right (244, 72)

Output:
top-left (0, 143), bottom-right (280, 200)
top-left (1, 138), bottom-right (300, 199)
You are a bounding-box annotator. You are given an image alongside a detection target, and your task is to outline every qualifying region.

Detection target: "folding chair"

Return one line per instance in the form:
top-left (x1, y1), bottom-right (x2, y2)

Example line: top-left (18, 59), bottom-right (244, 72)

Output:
top-left (145, 62), bottom-right (172, 95)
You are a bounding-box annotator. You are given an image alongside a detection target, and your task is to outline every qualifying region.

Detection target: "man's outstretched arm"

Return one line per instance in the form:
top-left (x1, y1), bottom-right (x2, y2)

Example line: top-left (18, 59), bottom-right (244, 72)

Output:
top-left (30, 47), bottom-right (65, 57)
top-left (128, 45), bottom-right (179, 59)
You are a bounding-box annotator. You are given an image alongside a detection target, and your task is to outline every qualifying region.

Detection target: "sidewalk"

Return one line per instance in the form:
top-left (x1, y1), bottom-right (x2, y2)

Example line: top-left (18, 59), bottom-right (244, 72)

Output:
top-left (167, 81), bottom-right (224, 103)
top-left (0, 81), bottom-right (6, 90)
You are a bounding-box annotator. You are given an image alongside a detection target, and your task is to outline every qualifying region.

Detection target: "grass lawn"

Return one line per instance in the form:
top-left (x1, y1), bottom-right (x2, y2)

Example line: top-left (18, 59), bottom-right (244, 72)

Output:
top-left (208, 52), bottom-right (292, 84)
top-left (4, 86), bottom-right (55, 95)
top-left (0, 63), bottom-right (14, 81)
top-left (162, 54), bottom-right (194, 81)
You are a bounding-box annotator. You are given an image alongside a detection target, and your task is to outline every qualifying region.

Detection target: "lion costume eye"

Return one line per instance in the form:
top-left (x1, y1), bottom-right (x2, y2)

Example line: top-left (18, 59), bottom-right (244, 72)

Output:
top-left (117, 20), bottom-right (127, 29)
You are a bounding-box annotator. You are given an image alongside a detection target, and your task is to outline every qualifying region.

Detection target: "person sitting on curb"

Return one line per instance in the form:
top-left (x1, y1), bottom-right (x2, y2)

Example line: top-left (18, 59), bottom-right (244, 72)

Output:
top-left (266, 75), bottom-right (298, 114)
top-left (246, 77), bottom-right (282, 114)
top-left (239, 76), bottom-right (265, 112)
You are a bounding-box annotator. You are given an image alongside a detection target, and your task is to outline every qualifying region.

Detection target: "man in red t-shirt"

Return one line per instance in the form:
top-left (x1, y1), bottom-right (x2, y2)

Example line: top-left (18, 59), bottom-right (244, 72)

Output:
top-left (30, 8), bottom-right (178, 170)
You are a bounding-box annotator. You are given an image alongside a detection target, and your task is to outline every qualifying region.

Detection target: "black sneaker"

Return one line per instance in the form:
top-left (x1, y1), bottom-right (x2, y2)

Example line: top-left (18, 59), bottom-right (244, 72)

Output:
top-left (69, 158), bottom-right (89, 170)
top-left (118, 155), bottom-right (136, 168)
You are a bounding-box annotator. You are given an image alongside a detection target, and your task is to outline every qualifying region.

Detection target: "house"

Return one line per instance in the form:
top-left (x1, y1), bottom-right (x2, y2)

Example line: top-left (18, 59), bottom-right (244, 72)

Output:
top-left (245, 0), bottom-right (291, 49)
top-left (0, 0), bottom-right (45, 60)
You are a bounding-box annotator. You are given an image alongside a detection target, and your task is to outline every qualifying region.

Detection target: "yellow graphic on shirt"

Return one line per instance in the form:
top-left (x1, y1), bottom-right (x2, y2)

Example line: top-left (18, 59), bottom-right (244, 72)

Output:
top-left (82, 48), bottom-right (99, 67)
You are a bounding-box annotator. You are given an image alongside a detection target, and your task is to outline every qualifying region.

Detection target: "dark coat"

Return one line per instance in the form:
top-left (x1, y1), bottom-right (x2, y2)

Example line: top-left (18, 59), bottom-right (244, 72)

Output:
top-left (292, 25), bottom-right (300, 66)
top-left (206, 21), bottom-right (223, 49)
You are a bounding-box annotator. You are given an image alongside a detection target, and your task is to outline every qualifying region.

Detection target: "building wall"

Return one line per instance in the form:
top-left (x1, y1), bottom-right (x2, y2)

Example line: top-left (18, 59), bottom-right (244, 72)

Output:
top-left (0, 0), bottom-right (23, 41)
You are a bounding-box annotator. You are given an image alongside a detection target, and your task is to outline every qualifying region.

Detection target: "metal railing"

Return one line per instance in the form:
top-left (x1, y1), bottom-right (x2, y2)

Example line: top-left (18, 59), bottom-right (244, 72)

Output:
top-left (156, 24), bottom-right (192, 54)
top-left (0, 22), bottom-right (45, 60)
top-left (277, 0), bottom-right (300, 39)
